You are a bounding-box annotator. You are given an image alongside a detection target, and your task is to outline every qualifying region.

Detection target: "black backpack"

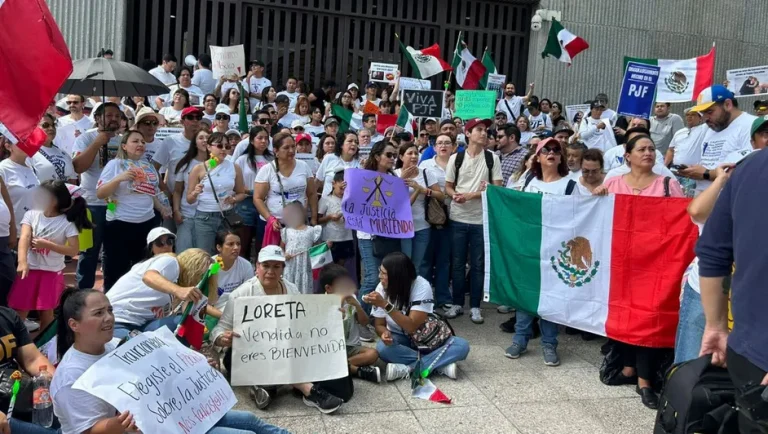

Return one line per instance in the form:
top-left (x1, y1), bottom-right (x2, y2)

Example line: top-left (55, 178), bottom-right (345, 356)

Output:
top-left (654, 355), bottom-right (738, 434)
top-left (454, 149), bottom-right (494, 183)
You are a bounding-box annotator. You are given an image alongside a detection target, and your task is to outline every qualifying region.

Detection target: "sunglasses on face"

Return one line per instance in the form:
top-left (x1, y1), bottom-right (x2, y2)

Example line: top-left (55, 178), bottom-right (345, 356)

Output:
top-left (383, 152), bottom-right (396, 159)
top-left (215, 114), bottom-right (230, 121)
top-left (153, 237), bottom-right (175, 247)
top-left (40, 122), bottom-right (56, 129)
top-left (185, 115), bottom-right (203, 121)
top-left (213, 144), bottom-right (233, 150)
top-left (139, 121), bottom-right (159, 127)
top-left (258, 118), bottom-right (270, 124)
top-left (65, 101), bottom-right (81, 105)
top-left (540, 146), bottom-right (562, 155)
top-left (418, 133), bottom-right (428, 137)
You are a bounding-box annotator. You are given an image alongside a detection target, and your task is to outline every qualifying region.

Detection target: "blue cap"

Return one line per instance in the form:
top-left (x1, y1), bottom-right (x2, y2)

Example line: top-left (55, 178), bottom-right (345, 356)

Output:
top-left (691, 85), bottom-right (735, 112)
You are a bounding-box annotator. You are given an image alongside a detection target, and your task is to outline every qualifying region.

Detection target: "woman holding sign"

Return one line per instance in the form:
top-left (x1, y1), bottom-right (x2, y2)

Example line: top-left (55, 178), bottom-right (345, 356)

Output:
top-left (315, 131), bottom-right (361, 196)
top-left (96, 131), bottom-right (168, 291)
top-left (52, 287), bottom-right (290, 434)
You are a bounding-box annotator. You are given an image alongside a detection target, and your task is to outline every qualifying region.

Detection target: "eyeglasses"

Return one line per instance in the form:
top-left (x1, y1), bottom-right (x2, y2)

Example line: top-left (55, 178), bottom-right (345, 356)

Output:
top-left (383, 152), bottom-right (396, 159)
top-left (539, 146), bottom-right (562, 155)
top-left (258, 118), bottom-right (270, 124)
top-left (153, 237), bottom-right (175, 247)
top-left (65, 100), bottom-right (81, 105)
top-left (39, 121), bottom-right (57, 129)
top-left (139, 121), bottom-right (159, 127)
top-left (213, 144), bottom-right (233, 150)
top-left (185, 115), bottom-right (203, 121)
top-left (418, 133), bottom-right (428, 137)
top-left (215, 114), bottom-right (230, 120)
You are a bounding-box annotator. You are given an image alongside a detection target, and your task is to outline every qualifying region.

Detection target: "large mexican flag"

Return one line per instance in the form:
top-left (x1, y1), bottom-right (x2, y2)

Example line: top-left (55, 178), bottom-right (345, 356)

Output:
top-left (624, 45), bottom-right (715, 103)
top-left (482, 187), bottom-right (698, 348)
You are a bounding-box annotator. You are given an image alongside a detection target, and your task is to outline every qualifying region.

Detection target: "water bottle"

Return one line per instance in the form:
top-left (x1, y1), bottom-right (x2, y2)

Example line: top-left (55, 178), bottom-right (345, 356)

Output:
top-left (32, 366), bottom-right (53, 428)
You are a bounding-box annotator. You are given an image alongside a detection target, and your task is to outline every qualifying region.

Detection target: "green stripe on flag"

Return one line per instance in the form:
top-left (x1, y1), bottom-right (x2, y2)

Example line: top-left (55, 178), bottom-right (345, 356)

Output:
top-left (398, 37), bottom-right (423, 80)
top-left (484, 186), bottom-right (542, 315)
top-left (331, 104), bottom-right (353, 132)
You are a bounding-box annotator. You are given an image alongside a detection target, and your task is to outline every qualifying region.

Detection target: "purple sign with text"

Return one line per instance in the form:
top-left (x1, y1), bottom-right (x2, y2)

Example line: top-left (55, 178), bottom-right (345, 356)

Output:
top-left (342, 169), bottom-right (414, 238)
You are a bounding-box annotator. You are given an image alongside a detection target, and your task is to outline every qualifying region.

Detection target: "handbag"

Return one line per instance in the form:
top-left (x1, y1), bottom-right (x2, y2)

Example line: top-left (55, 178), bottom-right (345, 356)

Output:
top-left (422, 169), bottom-right (447, 226)
top-left (407, 299), bottom-right (455, 351)
top-left (203, 161), bottom-right (243, 228)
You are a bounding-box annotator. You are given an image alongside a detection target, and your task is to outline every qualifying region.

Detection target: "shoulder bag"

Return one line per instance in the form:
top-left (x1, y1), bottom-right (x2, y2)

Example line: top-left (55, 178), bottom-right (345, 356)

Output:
top-left (406, 299), bottom-right (455, 351)
top-left (422, 169), bottom-right (447, 226)
top-left (203, 161), bottom-right (243, 228)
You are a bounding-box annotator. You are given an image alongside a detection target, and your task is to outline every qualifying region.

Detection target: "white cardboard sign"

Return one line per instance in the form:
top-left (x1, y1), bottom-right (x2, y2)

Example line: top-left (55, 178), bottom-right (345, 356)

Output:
top-left (210, 45), bottom-right (246, 79)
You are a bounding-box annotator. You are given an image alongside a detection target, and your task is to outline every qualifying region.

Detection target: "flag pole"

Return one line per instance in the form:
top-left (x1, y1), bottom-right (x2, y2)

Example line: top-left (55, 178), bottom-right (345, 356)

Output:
top-left (447, 31), bottom-right (463, 91)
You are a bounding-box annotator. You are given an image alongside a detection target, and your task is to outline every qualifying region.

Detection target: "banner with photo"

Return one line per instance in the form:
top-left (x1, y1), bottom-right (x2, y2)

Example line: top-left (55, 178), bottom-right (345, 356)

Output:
top-left (726, 65), bottom-right (768, 97)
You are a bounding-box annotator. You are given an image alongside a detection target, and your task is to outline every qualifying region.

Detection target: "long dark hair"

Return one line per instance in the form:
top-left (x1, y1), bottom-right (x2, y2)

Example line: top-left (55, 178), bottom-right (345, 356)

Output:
top-left (246, 126), bottom-right (273, 169)
top-left (40, 180), bottom-right (93, 231)
top-left (316, 133), bottom-right (335, 160)
top-left (363, 141), bottom-right (395, 172)
top-left (395, 142), bottom-right (418, 169)
top-left (175, 129), bottom-right (209, 174)
top-left (530, 140), bottom-right (569, 179)
top-left (56, 287), bottom-right (103, 359)
top-left (261, 86), bottom-right (276, 105)
top-left (334, 131), bottom-right (359, 159)
top-left (272, 132), bottom-right (294, 173)
top-left (334, 90), bottom-right (355, 111)
top-left (171, 88), bottom-right (191, 108)
top-left (381, 252), bottom-right (417, 310)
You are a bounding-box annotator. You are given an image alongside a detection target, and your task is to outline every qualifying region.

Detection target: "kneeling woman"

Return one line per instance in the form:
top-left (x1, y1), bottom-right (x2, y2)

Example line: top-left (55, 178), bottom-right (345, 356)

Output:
top-left (211, 246), bottom-right (345, 414)
top-left (365, 252), bottom-right (470, 382)
top-left (51, 288), bottom-right (290, 434)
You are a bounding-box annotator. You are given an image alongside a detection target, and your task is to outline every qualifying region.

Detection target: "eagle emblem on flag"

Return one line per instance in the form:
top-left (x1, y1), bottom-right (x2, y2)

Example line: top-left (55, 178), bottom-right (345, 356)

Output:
top-left (664, 71), bottom-right (689, 94)
top-left (550, 236), bottom-right (600, 287)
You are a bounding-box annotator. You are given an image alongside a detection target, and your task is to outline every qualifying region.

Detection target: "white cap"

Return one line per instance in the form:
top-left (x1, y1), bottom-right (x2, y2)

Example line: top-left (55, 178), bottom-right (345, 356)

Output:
top-left (225, 129), bottom-right (241, 136)
top-left (215, 104), bottom-right (231, 115)
top-left (348, 83), bottom-right (359, 90)
top-left (146, 227), bottom-right (175, 245)
top-left (258, 245), bottom-right (286, 263)
top-left (291, 119), bottom-right (306, 129)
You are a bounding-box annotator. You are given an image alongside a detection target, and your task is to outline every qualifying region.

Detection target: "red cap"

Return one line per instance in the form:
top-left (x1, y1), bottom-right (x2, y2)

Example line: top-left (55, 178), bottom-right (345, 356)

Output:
top-left (181, 106), bottom-right (203, 118)
top-left (295, 133), bottom-right (312, 143)
top-left (535, 137), bottom-right (559, 154)
top-left (464, 118), bottom-right (492, 133)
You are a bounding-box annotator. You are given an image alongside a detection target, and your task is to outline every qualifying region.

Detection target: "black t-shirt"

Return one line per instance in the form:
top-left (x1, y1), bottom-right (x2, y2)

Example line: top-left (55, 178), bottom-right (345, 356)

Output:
top-left (0, 307), bottom-right (31, 370)
top-left (310, 89), bottom-right (327, 111)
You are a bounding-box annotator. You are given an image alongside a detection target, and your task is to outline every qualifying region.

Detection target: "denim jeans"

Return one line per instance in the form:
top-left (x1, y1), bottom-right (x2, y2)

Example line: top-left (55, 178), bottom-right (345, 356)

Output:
top-left (9, 419), bottom-right (58, 434)
top-left (208, 410), bottom-right (290, 434)
top-left (450, 221), bottom-right (484, 308)
top-left (674, 281), bottom-right (705, 364)
top-left (113, 316), bottom-right (181, 340)
top-left (357, 238), bottom-right (381, 315)
top-left (376, 331), bottom-right (470, 373)
top-left (76, 205), bottom-right (106, 289)
top-left (513, 310), bottom-right (559, 348)
top-left (400, 228), bottom-right (431, 275)
top-left (175, 216), bottom-right (196, 253)
top-left (424, 224), bottom-right (452, 306)
top-left (194, 210), bottom-right (226, 255)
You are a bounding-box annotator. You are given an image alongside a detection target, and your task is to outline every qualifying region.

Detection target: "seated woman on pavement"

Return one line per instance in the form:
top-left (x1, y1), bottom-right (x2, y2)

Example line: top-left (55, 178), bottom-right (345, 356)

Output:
top-left (365, 252), bottom-right (470, 382)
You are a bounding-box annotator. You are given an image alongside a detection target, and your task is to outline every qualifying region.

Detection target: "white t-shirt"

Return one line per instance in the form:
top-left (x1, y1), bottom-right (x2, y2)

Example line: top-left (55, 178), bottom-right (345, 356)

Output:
top-left (277, 90), bottom-right (299, 110)
top-left (444, 151), bottom-right (503, 225)
top-left (528, 112), bottom-right (552, 131)
top-left (576, 179), bottom-right (595, 196)
top-left (0, 159), bottom-right (39, 232)
top-left (371, 276), bottom-right (434, 334)
top-left (108, 255), bottom-right (180, 325)
top-left (319, 195), bottom-right (353, 242)
top-left (304, 123), bottom-right (325, 138)
top-left (0, 192), bottom-right (11, 238)
top-left (213, 255), bottom-right (255, 310)
top-left (395, 168), bottom-right (432, 232)
top-left (57, 114), bottom-right (94, 129)
top-left (197, 159), bottom-right (236, 213)
top-left (51, 342), bottom-right (119, 434)
top-left (603, 145), bottom-right (665, 172)
top-left (496, 96), bottom-right (524, 120)
top-left (254, 160), bottom-right (314, 221)
top-left (32, 146), bottom-right (75, 182)
top-left (97, 159), bottom-right (158, 223)
top-left (521, 177), bottom-right (581, 195)
top-left (21, 210), bottom-right (78, 272)
top-left (360, 95), bottom-right (382, 107)
top-left (72, 129), bottom-right (121, 206)
top-left (277, 112), bottom-right (301, 128)
top-left (315, 155), bottom-right (361, 196)
top-left (172, 159), bottom-right (203, 218)
top-left (244, 76), bottom-right (272, 109)
top-left (152, 133), bottom-right (194, 170)
top-left (235, 154), bottom-right (269, 192)
top-left (191, 68), bottom-right (217, 95)
top-left (697, 112), bottom-right (757, 192)
top-left (670, 124), bottom-right (708, 166)
top-left (419, 158), bottom-right (448, 191)
top-left (159, 106), bottom-right (183, 123)
top-left (579, 117), bottom-right (617, 153)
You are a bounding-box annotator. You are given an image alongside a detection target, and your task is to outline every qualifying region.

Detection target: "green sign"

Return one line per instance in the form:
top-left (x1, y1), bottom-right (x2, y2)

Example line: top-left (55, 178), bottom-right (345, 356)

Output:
top-left (454, 90), bottom-right (496, 120)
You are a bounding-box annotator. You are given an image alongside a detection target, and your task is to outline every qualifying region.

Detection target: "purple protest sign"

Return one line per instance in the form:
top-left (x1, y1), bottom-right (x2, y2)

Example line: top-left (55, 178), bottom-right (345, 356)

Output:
top-left (341, 168), bottom-right (414, 238)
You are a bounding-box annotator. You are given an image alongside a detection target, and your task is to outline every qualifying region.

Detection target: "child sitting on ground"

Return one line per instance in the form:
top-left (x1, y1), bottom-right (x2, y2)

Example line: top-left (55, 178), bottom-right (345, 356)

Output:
top-left (319, 263), bottom-right (383, 383)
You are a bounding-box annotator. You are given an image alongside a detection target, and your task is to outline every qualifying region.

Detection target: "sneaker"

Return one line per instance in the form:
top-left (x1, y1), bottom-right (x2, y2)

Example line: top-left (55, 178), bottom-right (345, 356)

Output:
top-left (496, 305), bottom-right (516, 314)
top-left (504, 343), bottom-right (527, 359)
top-left (357, 366), bottom-right (381, 383)
top-left (385, 363), bottom-right (411, 382)
top-left (440, 303), bottom-right (454, 312)
top-left (499, 317), bottom-right (516, 333)
top-left (443, 305), bottom-right (464, 319)
top-left (302, 385), bottom-right (343, 414)
top-left (437, 362), bottom-right (458, 380)
top-left (358, 323), bottom-right (375, 342)
top-left (249, 386), bottom-right (272, 409)
top-left (542, 345), bottom-right (560, 366)
top-left (470, 308), bottom-right (484, 324)
top-left (23, 319), bottom-right (39, 332)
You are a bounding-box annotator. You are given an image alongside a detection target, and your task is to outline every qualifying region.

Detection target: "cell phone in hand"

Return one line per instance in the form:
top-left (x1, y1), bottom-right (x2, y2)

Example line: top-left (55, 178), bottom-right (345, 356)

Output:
top-left (670, 164), bottom-right (688, 171)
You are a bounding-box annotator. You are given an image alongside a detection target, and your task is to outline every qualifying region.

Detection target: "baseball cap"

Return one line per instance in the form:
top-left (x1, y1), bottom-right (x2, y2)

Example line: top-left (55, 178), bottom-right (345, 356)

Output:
top-left (258, 245), bottom-right (286, 263)
top-left (250, 59), bottom-right (265, 67)
top-left (295, 133), bottom-right (312, 143)
top-left (181, 106), bottom-right (203, 118)
top-left (590, 100), bottom-right (606, 110)
top-left (365, 81), bottom-right (378, 89)
top-left (439, 119), bottom-right (455, 128)
top-left (684, 107), bottom-right (703, 116)
top-left (495, 110), bottom-right (507, 117)
top-left (464, 118), bottom-right (492, 133)
top-left (690, 85), bottom-right (735, 112)
top-left (200, 117), bottom-right (212, 127)
top-left (291, 119), bottom-right (305, 129)
top-left (214, 104), bottom-right (231, 115)
top-left (146, 227), bottom-right (175, 245)
top-left (535, 137), bottom-right (560, 154)
top-left (134, 107), bottom-right (163, 124)
top-left (225, 129), bottom-right (241, 137)
top-left (348, 83), bottom-right (359, 90)
top-left (751, 115), bottom-right (768, 137)
top-left (553, 124), bottom-right (574, 137)
top-left (324, 117), bottom-right (339, 127)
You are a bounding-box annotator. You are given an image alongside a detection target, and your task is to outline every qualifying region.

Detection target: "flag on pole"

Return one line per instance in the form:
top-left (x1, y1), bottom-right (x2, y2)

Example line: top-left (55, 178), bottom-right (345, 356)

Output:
top-left (541, 19), bottom-right (589, 65)
top-left (624, 44), bottom-right (716, 103)
top-left (376, 114), bottom-right (398, 135)
top-left (396, 105), bottom-right (415, 134)
top-left (176, 260), bottom-right (221, 349)
top-left (237, 82), bottom-right (248, 134)
top-left (483, 187), bottom-right (697, 348)
top-left (397, 34), bottom-right (452, 80)
top-left (310, 243), bottom-right (333, 279)
top-left (452, 32), bottom-right (486, 90)
top-left (331, 104), bottom-right (353, 132)
top-left (479, 49), bottom-right (498, 89)
top-left (0, 0), bottom-right (73, 145)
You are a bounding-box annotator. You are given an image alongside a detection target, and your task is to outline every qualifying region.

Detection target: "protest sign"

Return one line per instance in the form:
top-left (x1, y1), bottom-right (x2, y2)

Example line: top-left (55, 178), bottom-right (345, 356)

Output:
top-left (617, 62), bottom-right (660, 119)
top-left (156, 127), bottom-right (184, 141)
top-left (369, 62), bottom-right (399, 84)
top-left (399, 77), bottom-right (431, 91)
top-left (358, 146), bottom-right (372, 160)
top-left (228, 114), bottom-right (251, 130)
top-left (402, 90), bottom-right (444, 118)
top-left (486, 73), bottom-right (506, 100)
top-left (726, 65), bottom-right (768, 97)
top-left (565, 104), bottom-right (591, 126)
top-left (341, 168), bottom-right (414, 238)
top-left (210, 45), bottom-right (246, 79)
top-left (122, 159), bottom-right (159, 195)
top-left (72, 328), bottom-right (236, 434)
top-left (231, 294), bottom-right (348, 386)
top-left (454, 90), bottom-right (496, 120)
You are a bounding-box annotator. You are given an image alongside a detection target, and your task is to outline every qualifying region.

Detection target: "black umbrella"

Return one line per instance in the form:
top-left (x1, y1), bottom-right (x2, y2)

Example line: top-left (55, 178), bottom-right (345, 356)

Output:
top-left (59, 57), bottom-right (170, 97)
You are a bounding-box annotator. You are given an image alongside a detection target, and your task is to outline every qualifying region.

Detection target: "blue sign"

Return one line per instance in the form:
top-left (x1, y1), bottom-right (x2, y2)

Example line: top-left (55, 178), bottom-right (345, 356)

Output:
top-left (617, 62), bottom-right (661, 119)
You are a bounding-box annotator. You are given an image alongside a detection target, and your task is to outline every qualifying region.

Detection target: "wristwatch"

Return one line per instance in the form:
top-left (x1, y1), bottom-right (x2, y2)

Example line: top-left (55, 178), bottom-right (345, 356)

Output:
top-left (703, 170), bottom-right (711, 181)
top-left (385, 302), bottom-right (395, 313)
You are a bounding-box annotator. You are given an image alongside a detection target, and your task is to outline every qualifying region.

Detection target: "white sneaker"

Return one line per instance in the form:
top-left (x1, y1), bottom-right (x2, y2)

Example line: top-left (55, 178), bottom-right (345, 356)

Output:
top-left (496, 305), bottom-right (516, 314)
top-left (470, 308), bottom-right (484, 324)
top-left (444, 305), bottom-right (464, 319)
top-left (437, 362), bottom-right (458, 380)
top-left (441, 303), bottom-right (454, 312)
top-left (385, 363), bottom-right (411, 382)
top-left (24, 319), bottom-right (39, 332)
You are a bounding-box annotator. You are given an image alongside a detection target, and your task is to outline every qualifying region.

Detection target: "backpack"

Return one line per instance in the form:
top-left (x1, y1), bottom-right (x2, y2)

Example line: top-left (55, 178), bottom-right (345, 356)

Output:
top-left (654, 355), bottom-right (738, 434)
top-left (663, 176), bottom-right (671, 197)
top-left (522, 171), bottom-right (577, 195)
top-left (454, 150), bottom-right (494, 184)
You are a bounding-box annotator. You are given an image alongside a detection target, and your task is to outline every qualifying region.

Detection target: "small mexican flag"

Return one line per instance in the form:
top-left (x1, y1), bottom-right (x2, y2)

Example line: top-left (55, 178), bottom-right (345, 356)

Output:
top-left (412, 378), bottom-right (451, 404)
top-left (396, 105), bottom-right (414, 134)
top-left (541, 19), bottom-right (589, 65)
top-left (452, 32), bottom-right (486, 90)
top-left (310, 243), bottom-right (333, 280)
top-left (176, 261), bottom-right (221, 349)
top-left (483, 187), bottom-right (698, 348)
top-left (331, 104), bottom-right (353, 132)
top-left (397, 34), bottom-right (452, 79)
top-left (479, 49), bottom-right (497, 89)
top-left (624, 44), bottom-right (716, 103)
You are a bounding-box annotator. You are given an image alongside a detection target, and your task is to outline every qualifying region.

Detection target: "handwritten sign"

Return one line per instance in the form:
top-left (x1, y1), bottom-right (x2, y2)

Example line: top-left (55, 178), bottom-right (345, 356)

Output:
top-left (402, 90), bottom-right (444, 118)
top-left (399, 77), bottom-right (432, 91)
top-left (72, 328), bottom-right (236, 434)
top-left (341, 168), bottom-right (414, 238)
top-left (231, 294), bottom-right (348, 386)
top-left (210, 45), bottom-right (246, 79)
top-left (369, 62), bottom-right (399, 84)
top-left (454, 90), bottom-right (496, 120)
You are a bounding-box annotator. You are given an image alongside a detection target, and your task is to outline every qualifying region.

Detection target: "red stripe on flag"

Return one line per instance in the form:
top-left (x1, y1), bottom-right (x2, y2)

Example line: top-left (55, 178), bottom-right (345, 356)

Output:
top-left (693, 46), bottom-right (716, 101)
top-left (605, 195), bottom-right (698, 348)
top-left (462, 60), bottom-right (487, 90)
top-left (377, 114), bottom-right (397, 134)
top-left (564, 37), bottom-right (590, 62)
top-left (420, 44), bottom-right (453, 71)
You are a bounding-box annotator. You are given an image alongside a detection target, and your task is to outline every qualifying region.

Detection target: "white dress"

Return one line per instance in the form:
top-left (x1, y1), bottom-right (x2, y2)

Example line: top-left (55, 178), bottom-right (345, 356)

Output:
top-left (281, 225), bottom-right (322, 294)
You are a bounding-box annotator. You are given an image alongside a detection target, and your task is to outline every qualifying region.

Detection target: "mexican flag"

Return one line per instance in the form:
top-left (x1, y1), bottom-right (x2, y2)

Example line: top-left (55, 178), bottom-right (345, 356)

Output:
top-left (310, 243), bottom-right (333, 280)
top-left (396, 105), bottom-right (415, 134)
top-left (176, 261), bottom-right (221, 349)
top-left (397, 35), bottom-right (452, 80)
top-left (376, 114), bottom-right (398, 135)
top-left (331, 104), bottom-right (353, 132)
top-left (412, 378), bottom-right (451, 404)
top-left (624, 45), bottom-right (716, 103)
top-left (479, 49), bottom-right (497, 89)
top-left (452, 33), bottom-right (486, 90)
top-left (482, 187), bottom-right (698, 348)
top-left (541, 19), bottom-right (589, 65)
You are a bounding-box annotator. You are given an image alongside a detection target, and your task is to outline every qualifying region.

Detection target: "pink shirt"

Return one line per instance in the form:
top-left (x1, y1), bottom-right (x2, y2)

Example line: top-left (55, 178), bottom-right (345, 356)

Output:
top-left (603, 175), bottom-right (685, 197)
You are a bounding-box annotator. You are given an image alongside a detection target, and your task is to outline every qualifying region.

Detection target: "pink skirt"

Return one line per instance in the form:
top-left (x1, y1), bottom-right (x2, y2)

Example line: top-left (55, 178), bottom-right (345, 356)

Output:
top-left (8, 269), bottom-right (65, 310)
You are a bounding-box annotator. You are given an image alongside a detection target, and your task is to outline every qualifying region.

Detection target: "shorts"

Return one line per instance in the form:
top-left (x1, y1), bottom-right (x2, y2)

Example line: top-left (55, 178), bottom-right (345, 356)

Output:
top-left (8, 269), bottom-right (65, 310)
top-left (346, 345), bottom-right (364, 358)
top-left (331, 240), bottom-right (355, 261)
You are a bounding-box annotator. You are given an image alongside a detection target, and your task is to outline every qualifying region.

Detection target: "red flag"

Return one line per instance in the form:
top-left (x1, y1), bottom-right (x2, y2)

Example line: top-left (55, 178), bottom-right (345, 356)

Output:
top-left (0, 0), bottom-right (72, 142)
top-left (376, 114), bottom-right (397, 135)
top-left (363, 101), bottom-right (380, 115)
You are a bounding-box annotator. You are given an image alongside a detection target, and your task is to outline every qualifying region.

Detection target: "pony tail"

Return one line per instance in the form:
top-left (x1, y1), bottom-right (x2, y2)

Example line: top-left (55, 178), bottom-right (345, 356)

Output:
top-left (56, 286), bottom-right (92, 360)
top-left (65, 197), bottom-right (94, 232)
